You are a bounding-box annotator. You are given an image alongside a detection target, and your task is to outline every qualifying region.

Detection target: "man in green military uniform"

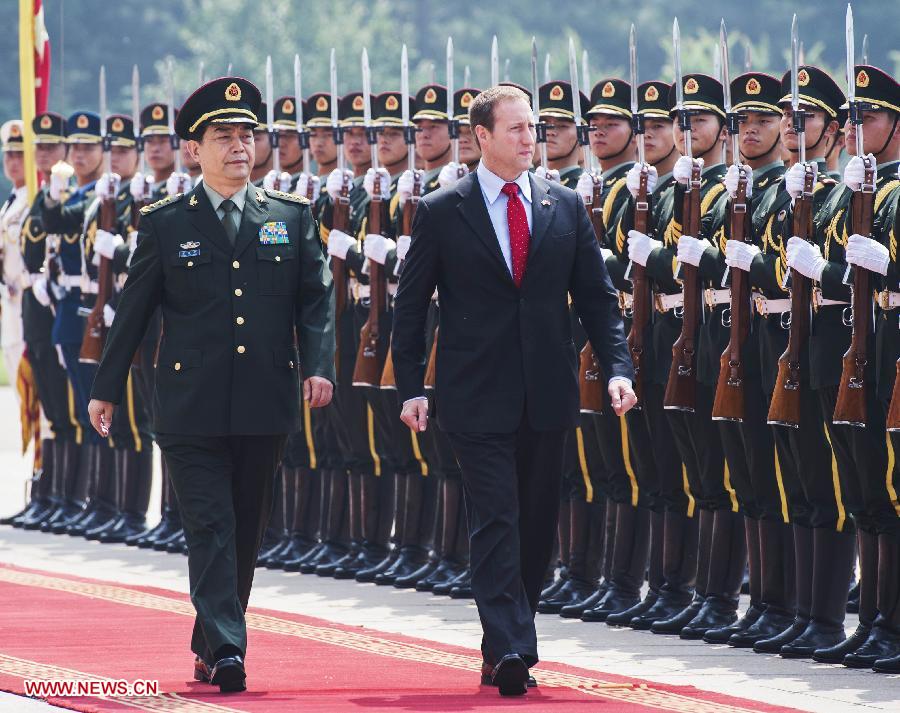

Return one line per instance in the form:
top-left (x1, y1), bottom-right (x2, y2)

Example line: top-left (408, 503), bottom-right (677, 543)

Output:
top-left (88, 76), bottom-right (335, 692)
top-left (536, 80), bottom-right (590, 188)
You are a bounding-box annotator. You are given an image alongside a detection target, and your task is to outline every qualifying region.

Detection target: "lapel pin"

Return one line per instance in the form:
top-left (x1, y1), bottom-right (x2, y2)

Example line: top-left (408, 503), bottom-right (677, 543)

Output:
top-left (189, 194), bottom-right (198, 206)
top-left (541, 198), bottom-right (551, 206)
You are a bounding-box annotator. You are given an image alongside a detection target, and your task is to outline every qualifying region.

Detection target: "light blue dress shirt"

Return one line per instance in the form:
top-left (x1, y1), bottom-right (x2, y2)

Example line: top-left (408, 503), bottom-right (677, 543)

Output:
top-left (476, 161), bottom-right (533, 276)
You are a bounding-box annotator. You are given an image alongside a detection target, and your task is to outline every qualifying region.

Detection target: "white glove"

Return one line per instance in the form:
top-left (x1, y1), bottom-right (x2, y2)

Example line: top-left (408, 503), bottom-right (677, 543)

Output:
top-left (49, 161), bottom-right (73, 201)
top-left (842, 154), bottom-right (875, 192)
top-left (363, 234), bottom-right (396, 265)
top-left (363, 167), bottom-right (391, 200)
top-left (786, 236), bottom-right (827, 281)
top-left (673, 156), bottom-right (703, 185)
top-left (294, 173), bottom-right (321, 202)
top-left (94, 229), bottom-right (124, 260)
top-left (395, 234), bottom-right (412, 262)
top-left (438, 162), bottom-right (468, 188)
top-left (846, 233), bottom-right (890, 276)
top-left (677, 235), bottom-right (713, 267)
top-left (534, 166), bottom-right (561, 182)
top-left (129, 172), bottom-right (152, 202)
top-left (165, 172), bottom-right (190, 197)
top-left (326, 168), bottom-right (353, 201)
top-left (576, 172), bottom-right (596, 204)
top-left (625, 163), bottom-right (659, 199)
top-left (397, 169), bottom-right (416, 205)
top-left (724, 164), bottom-right (753, 199)
top-left (600, 247), bottom-right (613, 261)
top-left (32, 277), bottom-right (51, 307)
top-left (784, 161), bottom-right (817, 200)
top-left (725, 240), bottom-right (761, 272)
top-left (102, 304), bottom-right (116, 328)
top-left (95, 172), bottom-right (121, 201)
top-left (327, 228), bottom-right (356, 260)
top-left (263, 170), bottom-right (293, 192)
top-left (627, 230), bottom-right (662, 267)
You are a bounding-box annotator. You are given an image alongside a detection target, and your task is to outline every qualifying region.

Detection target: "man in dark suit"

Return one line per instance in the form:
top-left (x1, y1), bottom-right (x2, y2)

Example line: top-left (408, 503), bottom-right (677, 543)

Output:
top-left (87, 77), bottom-right (335, 693)
top-left (391, 84), bottom-right (635, 696)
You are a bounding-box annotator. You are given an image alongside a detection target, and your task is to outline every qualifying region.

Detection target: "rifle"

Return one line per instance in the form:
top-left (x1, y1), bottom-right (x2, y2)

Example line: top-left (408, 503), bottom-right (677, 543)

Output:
top-left (579, 179), bottom-right (606, 414)
top-left (833, 156), bottom-right (875, 426)
top-left (80, 66), bottom-right (115, 365)
top-left (329, 48), bottom-right (349, 369)
top-left (712, 20), bottom-right (751, 422)
top-left (887, 359), bottom-right (900, 432)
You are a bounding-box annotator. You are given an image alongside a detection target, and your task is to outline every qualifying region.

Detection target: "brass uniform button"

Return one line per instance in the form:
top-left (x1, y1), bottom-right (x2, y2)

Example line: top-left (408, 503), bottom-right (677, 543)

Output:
top-left (289, 360), bottom-right (294, 368)
top-left (236, 316), bottom-right (245, 325)
top-left (236, 345), bottom-right (246, 354)
top-left (174, 362), bottom-right (182, 371)
top-left (187, 261), bottom-right (194, 267)
top-left (232, 260), bottom-right (240, 269)
top-left (234, 288), bottom-right (242, 296)
top-left (275, 255), bottom-right (281, 262)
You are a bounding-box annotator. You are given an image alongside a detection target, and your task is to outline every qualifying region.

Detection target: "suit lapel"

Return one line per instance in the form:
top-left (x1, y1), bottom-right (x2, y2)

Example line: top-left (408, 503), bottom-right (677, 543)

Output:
top-left (185, 183), bottom-right (234, 255)
top-left (527, 174), bottom-right (557, 265)
top-left (456, 174), bottom-right (514, 285)
top-left (233, 185), bottom-right (270, 258)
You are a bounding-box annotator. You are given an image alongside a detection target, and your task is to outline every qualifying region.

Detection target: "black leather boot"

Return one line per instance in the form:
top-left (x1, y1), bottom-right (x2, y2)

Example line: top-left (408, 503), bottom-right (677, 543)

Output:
top-left (539, 498), bottom-right (600, 614)
top-left (303, 469), bottom-right (350, 574)
top-left (376, 473), bottom-right (429, 585)
top-left (705, 516), bottom-right (762, 643)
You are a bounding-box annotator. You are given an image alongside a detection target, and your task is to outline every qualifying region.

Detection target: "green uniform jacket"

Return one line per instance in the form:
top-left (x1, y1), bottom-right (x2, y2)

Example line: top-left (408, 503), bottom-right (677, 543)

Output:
top-left (870, 171), bottom-right (900, 400)
top-left (90, 183), bottom-right (335, 436)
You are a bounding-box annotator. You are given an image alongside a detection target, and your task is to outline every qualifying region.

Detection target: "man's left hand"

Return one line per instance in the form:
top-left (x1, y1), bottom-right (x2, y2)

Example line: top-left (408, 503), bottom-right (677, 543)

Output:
top-left (304, 376), bottom-right (333, 408)
top-left (608, 378), bottom-right (637, 416)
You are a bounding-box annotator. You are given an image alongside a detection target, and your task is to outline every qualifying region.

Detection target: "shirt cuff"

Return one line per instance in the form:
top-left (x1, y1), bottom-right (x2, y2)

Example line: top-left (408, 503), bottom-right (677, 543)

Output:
top-left (403, 396), bottom-right (428, 407)
top-left (608, 376), bottom-right (632, 390)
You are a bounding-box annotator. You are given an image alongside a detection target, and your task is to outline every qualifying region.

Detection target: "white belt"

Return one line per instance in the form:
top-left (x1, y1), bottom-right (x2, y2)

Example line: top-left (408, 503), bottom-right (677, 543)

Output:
top-left (354, 283), bottom-right (398, 300)
top-left (704, 288), bottom-right (731, 308)
top-left (81, 280), bottom-right (99, 295)
top-left (878, 290), bottom-right (900, 309)
top-left (753, 293), bottom-right (791, 316)
top-left (57, 274), bottom-right (83, 289)
top-left (21, 272), bottom-right (43, 289)
top-left (654, 292), bottom-right (683, 313)
top-left (812, 288), bottom-right (850, 310)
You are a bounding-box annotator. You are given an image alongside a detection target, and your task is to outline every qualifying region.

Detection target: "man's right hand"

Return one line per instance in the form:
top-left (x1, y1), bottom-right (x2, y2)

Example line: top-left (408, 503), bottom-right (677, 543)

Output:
top-left (400, 397), bottom-right (428, 432)
top-left (88, 399), bottom-right (115, 437)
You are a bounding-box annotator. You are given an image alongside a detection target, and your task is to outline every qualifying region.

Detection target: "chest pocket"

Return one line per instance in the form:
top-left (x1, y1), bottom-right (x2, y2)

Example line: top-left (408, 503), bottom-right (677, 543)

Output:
top-left (256, 244), bottom-right (297, 295)
top-left (169, 249), bottom-right (213, 298)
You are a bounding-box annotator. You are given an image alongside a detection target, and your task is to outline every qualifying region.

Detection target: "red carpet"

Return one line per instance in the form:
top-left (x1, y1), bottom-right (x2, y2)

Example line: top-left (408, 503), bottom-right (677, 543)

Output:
top-left (0, 564), bottom-right (802, 712)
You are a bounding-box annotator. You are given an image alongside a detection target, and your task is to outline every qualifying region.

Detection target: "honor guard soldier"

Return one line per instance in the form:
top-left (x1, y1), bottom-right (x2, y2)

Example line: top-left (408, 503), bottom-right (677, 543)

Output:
top-left (536, 80), bottom-right (590, 187)
top-left (138, 102), bottom-right (178, 197)
top-left (250, 101), bottom-right (273, 185)
top-left (273, 96), bottom-right (305, 189)
top-left (88, 76), bottom-right (335, 692)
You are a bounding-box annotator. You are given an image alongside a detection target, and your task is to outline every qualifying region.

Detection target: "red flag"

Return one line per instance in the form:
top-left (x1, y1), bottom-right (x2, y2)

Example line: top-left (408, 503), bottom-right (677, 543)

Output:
top-left (33, 0), bottom-right (51, 113)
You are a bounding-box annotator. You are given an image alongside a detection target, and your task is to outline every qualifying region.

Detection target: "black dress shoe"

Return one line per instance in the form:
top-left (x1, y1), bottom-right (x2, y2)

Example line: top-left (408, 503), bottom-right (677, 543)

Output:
top-left (137, 516), bottom-right (180, 548)
top-left (813, 624), bottom-right (871, 663)
top-left (374, 551), bottom-right (428, 586)
top-left (537, 579), bottom-right (596, 614)
top-left (273, 535), bottom-right (316, 570)
top-left (283, 542), bottom-right (324, 572)
top-left (780, 621), bottom-right (846, 659)
top-left (843, 626), bottom-right (900, 668)
top-left (355, 552), bottom-right (396, 583)
top-left (49, 504), bottom-right (89, 534)
top-left (75, 507), bottom-right (119, 538)
top-left (394, 560), bottom-right (438, 589)
top-left (581, 588), bottom-right (640, 623)
top-left (651, 599), bottom-right (704, 635)
top-left (165, 532), bottom-right (188, 554)
top-left (491, 654), bottom-right (528, 696)
top-left (629, 595), bottom-right (692, 630)
top-left (728, 611), bottom-right (795, 648)
top-left (153, 526), bottom-right (184, 551)
top-left (194, 656), bottom-right (212, 682)
top-left (333, 547), bottom-right (388, 579)
top-left (560, 585), bottom-right (607, 619)
top-left (258, 537), bottom-right (290, 568)
top-left (448, 570), bottom-right (473, 598)
top-left (20, 501), bottom-right (55, 530)
top-left (753, 617), bottom-right (808, 653)
top-left (300, 542), bottom-right (348, 574)
top-left (703, 604), bottom-right (762, 644)
top-left (605, 591), bottom-right (658, 626)
top-left (433, 567), bottom-right (470, 596)
top-left (84, 510), bottom-right (124, 540)
top-left (209, 655), bottom-right (246, 692)
top-left (480, 661), bottom-right (537, 688)
top-left (39, 502), bottom-right (79, 532)
top-left (1, 501), bottom-right (37, 526)
top-left (873, 651), bottom-right (900, 673)
top-left (97, 514), bottom-right (147, 544)
top-left (316, 548), bottom-right (359, 577)
top-left (415, 559), bottom-right (465, 592)
top-left (680, 599), bottom-right (738, 640)
top-left (540, 572), bottom-right (567, 600)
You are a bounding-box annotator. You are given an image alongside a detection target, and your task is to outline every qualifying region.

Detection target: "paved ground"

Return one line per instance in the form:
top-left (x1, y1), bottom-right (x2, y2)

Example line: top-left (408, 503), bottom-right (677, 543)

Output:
top-left (0, 386), bottom-right (897, 712)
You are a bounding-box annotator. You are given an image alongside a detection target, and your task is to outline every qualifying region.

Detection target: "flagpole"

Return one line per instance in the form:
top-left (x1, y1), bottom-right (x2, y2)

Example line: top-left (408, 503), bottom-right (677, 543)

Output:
top-left (19, 0), bottom-right (38, 201)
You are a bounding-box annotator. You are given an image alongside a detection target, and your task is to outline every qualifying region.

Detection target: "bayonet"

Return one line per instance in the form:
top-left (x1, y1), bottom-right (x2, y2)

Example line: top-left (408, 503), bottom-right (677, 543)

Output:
top-left (167, 58), bottom-right (181, 173)
top-left (464, 65), bottom-right (471, 87)
top-left (544, 53), bottom-right (551, 84)
top-left (673, 18), bottom-right (692, 160)
top-left (447, 37), bottom-right (459, 164)
top-left (226, 62), bottom-right (233, 75)
top-left (294, 53), bottom-right (310, 175)
top-left (330, 48), bottom-right (345, 173)
top-left (266, 55), bottom-right (280, 173)
top-left (504, 58), bottom-right (510, 83)
top-left (362, 48), bottom-right (379, 169)
top-left (99, 65), bottom-right (111, 175)
top-left (491, 35), bottom-right (499, 86)
top-left (582, 50), bottom-right (590, 94)
top-left (569, 37), bottom-right (591, 170)
top-left (629, 24), bottom-right (645, 166)
top-left (862, 33), bottom-right (869, 64)
top-left (743, 41), bottom-right (752, 72)
top-left (847, 3), bottom-right (864, 159)
top-left (198, 61), bottom-right (205, 86)
top-left (402, 44), bottom-right (416, 171)
top-left (131, 64), bottom-right (143, 175)
top-left (721, 19), bottom-right (741, 167)
top-left (531, 37), bottom-right (547, 169)
top-left (791, 13), bottom-right (807, 165)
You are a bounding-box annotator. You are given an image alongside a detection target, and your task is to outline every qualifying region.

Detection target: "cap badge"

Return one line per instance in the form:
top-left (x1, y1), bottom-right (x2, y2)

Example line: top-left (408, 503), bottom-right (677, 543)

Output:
top-left (551, 84), bottom-right (566, 101)
top-left (798, 69), bottom-right (810, 87)
top-left (40, 115), bottom-right (52, 130)
top-left (225, 82), bottom-right (242, 101)
top-left (76, 115), bottom-right (89, 129)
top-left (385, 95), bottom-right (399, 111)
top-left (684, 77), bottom-right (699, 94)
top-left (282, 99), bottom-right (294, 116)
top-left (352, 95), bottom-right (364, 111)
top-left (600, 82), bottom-right (615, 99)
top-left (10, 124), bottom-right (21, 138)
top-left (856, 69), bottom-right (870, 88)
top-left (424, 87), bottom-right (437, 104)
top-left (152, 105), bottom-right (165, 121)
top-left (111, 117), bottom-right (125, 133)
top-left (461, 91), bottom-right (474, 108)
top-left (644, 85), bottom-right (659, 102)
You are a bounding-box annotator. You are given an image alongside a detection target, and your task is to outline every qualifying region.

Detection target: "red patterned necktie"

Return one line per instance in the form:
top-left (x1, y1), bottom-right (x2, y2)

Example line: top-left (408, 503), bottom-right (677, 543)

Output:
top-left (502, 182), bottom-right (530, 287)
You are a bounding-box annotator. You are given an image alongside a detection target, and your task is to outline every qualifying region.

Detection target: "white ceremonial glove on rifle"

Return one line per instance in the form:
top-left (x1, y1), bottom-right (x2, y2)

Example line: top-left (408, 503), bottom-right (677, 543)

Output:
top-left (327, 229), bottom-right (356, 260)
top-left (677, 235), bottom-right (713, 267)
top-left (438, 162), bottom-right (468, 188)
top-left (165, 172), bottom-right (191, 197)
top-left (49, 161), bottom-right (74, 201)
top-left (724, 164), bottom-right (753, 199)
top-left (363, 167), bottom-right (391, 199)
top-left (395, 235), bottom-right (412, 262)
top-left (673, 155), bottom-right (703, 185)
top-left (263, 169), bottom-right (293, 192)
top-left (397, 169), bottom-right (417, 205)
top-left (842, 154), bottom-right (875, 192)
top-left (534, 165), bottom-right (560, 182)
top-left (784, 161), bottom-right (817, 200)
top-left (129, 172), bottom-right (153, 202)
top-left (786, 236), bottom-right (827, 281)
top-left (363, 234), bottom-right (396, 265)
top-left (600, 247), bottom-right (613, 261)
top-left (627, 230), bottom-right (661, 267)
top-left (846, 233), bottom-right (890, 276)
top-left (625, 163), bottom-right (658, 199)
top-left (326, 168), bottom-right (353, 201)
top-left (575, 172), bottom-right (596, 204)
top-left (102, 304), bottom-right (116, 328)
top-left (32, 277), bottom-right (51, 307)
top-left (94, 229), bottom-right (124, 261)
top-left (293, 173), bottom-right (320, 202)
top-left (95, 172), bottom-right (121, 201)
top-left (725, 240), bottom-right (761, 272)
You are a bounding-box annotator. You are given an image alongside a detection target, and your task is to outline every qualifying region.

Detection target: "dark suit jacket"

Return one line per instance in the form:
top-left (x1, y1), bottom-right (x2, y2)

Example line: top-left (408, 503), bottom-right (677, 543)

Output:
top-left (392, 171), bottom-right (632, 433)
top-left (90, 182), bottom-right (335, 436)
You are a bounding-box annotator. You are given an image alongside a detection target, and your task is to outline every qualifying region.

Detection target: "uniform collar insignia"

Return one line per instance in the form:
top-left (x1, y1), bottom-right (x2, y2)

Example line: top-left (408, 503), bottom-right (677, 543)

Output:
top-left (255, 189), bottom-right (266, 203)
top-left (189, 194), bottom-right (198, 207)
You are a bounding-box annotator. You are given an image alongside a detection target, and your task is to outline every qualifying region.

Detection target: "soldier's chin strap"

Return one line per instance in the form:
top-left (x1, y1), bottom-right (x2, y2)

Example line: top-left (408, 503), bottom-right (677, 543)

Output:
top-left (745, 133), bottom-right (782, 162)
top-left (789, 122), bottom-right (828, 155)
top-left (655, 144), bottom-right (678, 167)
top-left (872, 112), bottom-right (900, 159)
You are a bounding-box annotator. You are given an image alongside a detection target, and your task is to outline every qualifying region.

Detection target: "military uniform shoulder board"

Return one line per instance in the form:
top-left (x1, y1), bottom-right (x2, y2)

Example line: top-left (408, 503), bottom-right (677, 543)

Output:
top-left (140, 192), bottom-right (184, 215)
top-left (265, 187), bottom-right (309, 205)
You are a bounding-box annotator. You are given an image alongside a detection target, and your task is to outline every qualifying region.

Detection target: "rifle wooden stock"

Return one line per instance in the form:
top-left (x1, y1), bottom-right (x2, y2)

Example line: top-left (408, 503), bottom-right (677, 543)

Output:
top-left (331, 176), bottom-right (351, 370)
top-left (424, 328), bottom-right (438, 390)
top-left (352, 175), bottom-right (388, 386)
top-left (887, 359), bottom-right (900, 432)
top-left (767, 165), bottom-right (815, 427)
top-left (380, 175), bottom-right (420, 389)
top-left (79, 196), bottom-right (117, 364)
top-left (712, 172), bottom-right (751, 421)
top-left (579, 175), bottom-right (606, 414)
top-left (627, 169), bottom-right (651, 409)
top-left (834, 162), bottom-right (876, 427)
top-left (664, 164), bottom-right (702, 412)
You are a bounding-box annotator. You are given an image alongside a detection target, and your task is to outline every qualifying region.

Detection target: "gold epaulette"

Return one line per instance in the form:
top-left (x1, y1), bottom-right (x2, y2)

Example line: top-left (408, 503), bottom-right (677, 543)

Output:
top-left (265, 188), bottom-right (309, 204)
top-left (140, 193), bottom-right (183, 215)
